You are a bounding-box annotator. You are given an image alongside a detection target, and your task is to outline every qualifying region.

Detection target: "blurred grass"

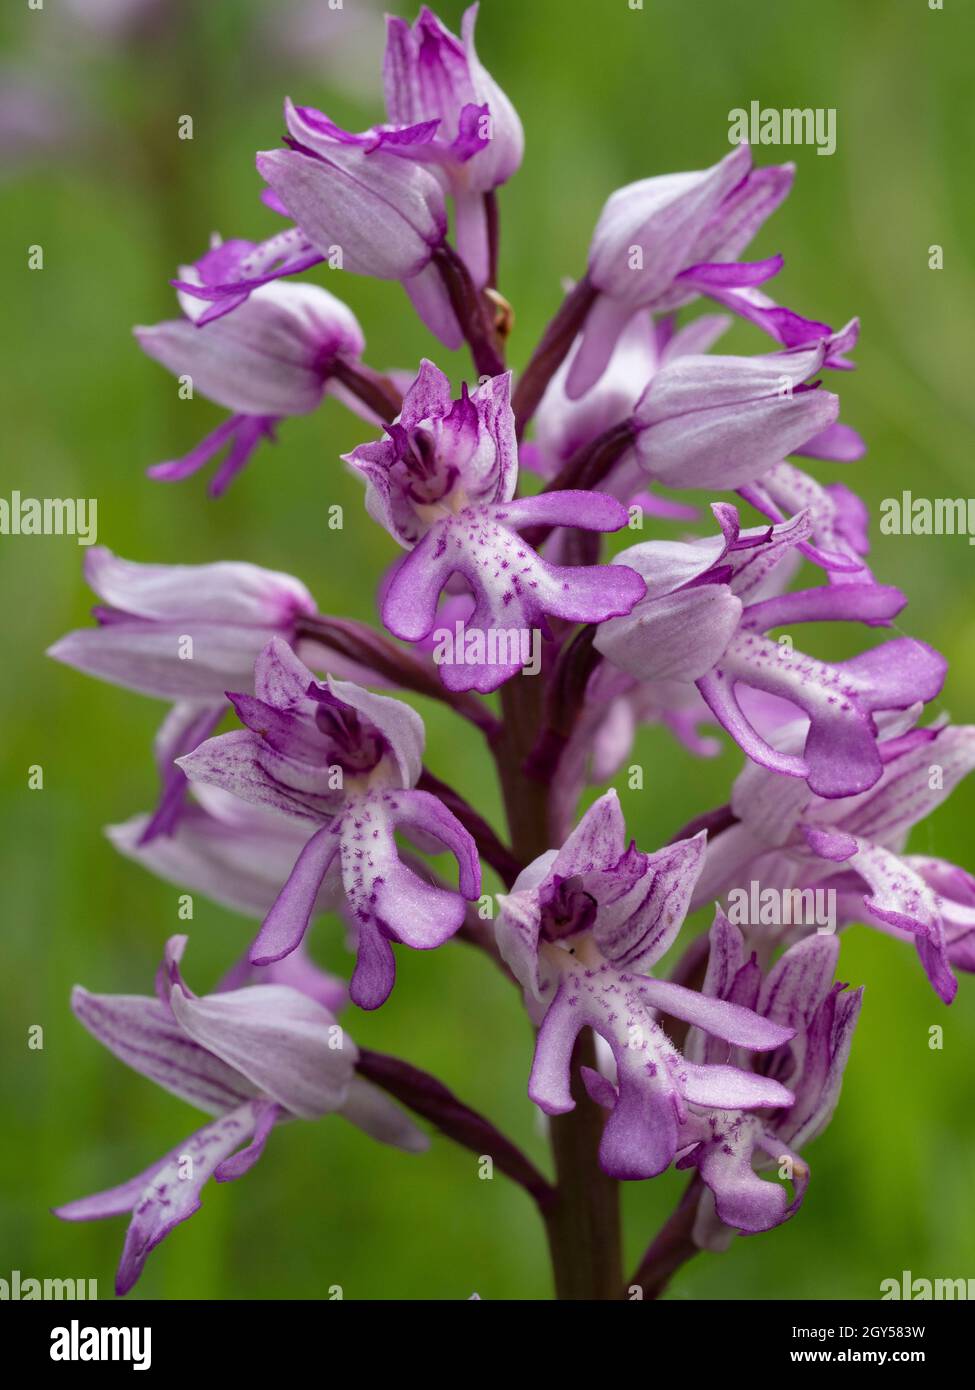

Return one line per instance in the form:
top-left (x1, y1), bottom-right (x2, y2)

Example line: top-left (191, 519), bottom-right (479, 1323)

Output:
top-left (1, 0), bottom-right (973, 1300)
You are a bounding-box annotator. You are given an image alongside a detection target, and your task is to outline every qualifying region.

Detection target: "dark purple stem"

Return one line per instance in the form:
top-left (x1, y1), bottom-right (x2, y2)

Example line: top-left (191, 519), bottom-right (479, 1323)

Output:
top-left (455, 900), bottom-right (516, 979)
top-left (511, 275), bottom-right (597, 438)
top-left (485, 190), bottom-right (500, 290)
top-left (356, 1048), bottom-right (556, 1214)
top-left (330, 358), bottom-right (404, 423)
top-left (545, 418), bottom-right (636, 493)
top-left (433, 243), bottom-right (506, 378)
top-left (667, 802), bottom-right (738, 845)
top-left (524, 625), bottom-right (600, 782)
top-left (516, 422), bottom-right (636, 556)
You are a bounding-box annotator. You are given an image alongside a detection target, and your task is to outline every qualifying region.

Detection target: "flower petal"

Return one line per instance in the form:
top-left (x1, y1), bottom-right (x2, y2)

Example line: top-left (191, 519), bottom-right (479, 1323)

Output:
top-left (170, 981), bottom-right (355, 1118)
top-left (340, 1075), bottom-right (430, 1153)
top-left (70, 985), bottom-right (257, 1115)
top-left (640, 978), bottom-right (795, 1050)
top-left (593, 831), bottom-right (707, 971)
top-left (250, 823), bottom-right (342, 964)
top-left (679, 1062), bottom-right (793, 1110)
top-left (114, 1104), bottom-right (263, 1294)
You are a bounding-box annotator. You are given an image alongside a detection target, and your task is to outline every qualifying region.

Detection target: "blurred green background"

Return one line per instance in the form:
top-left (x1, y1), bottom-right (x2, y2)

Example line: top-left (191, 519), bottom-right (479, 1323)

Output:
top-left (2, 0), bottom-right (974, 1301)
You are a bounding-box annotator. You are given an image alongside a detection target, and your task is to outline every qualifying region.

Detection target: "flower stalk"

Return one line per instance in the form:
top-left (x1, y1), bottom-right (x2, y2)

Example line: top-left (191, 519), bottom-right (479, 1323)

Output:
top-left (543, 1031), bottom-right (624, 1299)
top-left (46, 3), bottom-right (973, 1303)
top-left (495, 672), bottom-right (623, 1298)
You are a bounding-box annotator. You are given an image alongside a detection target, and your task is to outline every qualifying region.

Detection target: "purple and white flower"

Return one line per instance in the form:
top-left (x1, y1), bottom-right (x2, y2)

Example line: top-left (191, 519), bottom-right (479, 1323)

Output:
top-left (137, 263), bottom-right (366, 494)
top-left (677, 912), bottom-right (861, 1244)
top-left (525, 308), bottom-right (868, 584)
top-left (344, 361), bottom-right (647, 692)
top-left (495, 792), bottom-right (796, 1179)
top-left (595, 505), bottom-right (946, 798)
top-left (525, 309), bottom-right (732, 483)
top-left (48, 549), bottom-right (320, 841)
top-left (627, 322), bottom-right (859, 492)
top-left (48, 548), bottom-right (318, 702)
top-left (177, 637), bottom-right (481, 1008)
top-left (46, 2), bottom-right (973, 1302)
top-left (54, 936), bottom-right (425, 1294)
top-left (695, 715), bottom-right (975, 1003)
top-left (108, 784), bottom-right (321, 919)
top-left (384, 3), bottom-right (523, 288)
top-left (548, 662), bottom-right (720, 842)
top-left (571, 145), bottom-right (850, 398)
